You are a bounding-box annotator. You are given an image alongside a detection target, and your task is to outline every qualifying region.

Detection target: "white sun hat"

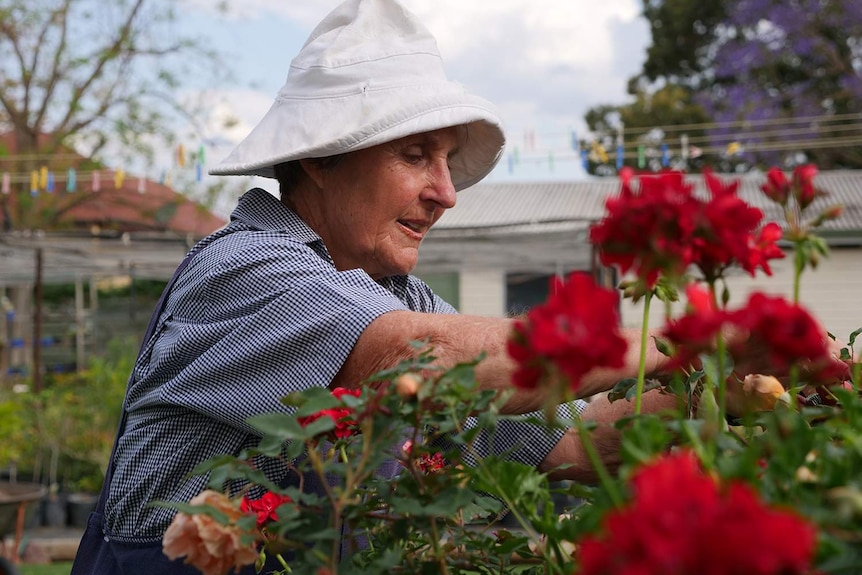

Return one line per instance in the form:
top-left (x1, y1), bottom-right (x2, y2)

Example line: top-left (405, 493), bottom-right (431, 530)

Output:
top-left (209, 0), bottom-right (506, 191)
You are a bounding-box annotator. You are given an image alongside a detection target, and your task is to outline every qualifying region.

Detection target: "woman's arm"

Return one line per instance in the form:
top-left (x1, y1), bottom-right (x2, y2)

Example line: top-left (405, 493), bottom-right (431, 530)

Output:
top-left (333, 309), bottom-right (671, 415)
top-left (538, 389), bottom-right (679, 482)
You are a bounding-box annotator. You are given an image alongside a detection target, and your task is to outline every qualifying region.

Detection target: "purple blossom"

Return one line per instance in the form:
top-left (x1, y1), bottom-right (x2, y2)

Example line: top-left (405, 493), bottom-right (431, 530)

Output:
top-left (697, 0), bottom-right (862, 168)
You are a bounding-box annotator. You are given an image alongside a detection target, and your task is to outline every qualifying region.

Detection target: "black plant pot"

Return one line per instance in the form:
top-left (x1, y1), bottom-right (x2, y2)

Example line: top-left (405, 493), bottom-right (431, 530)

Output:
top-left (41, 493), bottom-right (68, 528)
top-left (66, 493), bottom-right (99, 528)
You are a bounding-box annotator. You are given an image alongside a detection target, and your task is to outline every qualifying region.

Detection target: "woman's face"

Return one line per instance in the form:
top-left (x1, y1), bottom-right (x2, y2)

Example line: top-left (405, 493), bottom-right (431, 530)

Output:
top-left (301, 127), bottom-right (460, 280)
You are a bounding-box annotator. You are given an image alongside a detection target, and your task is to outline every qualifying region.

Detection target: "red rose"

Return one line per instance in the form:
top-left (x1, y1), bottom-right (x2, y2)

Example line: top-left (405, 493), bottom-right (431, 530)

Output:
top-left (589, 171), bottom-right (698, 287)
top-left (662, 285), bottom-right (728, 367)
top-left (576, 450), bottom-right (817, 575)
top-left (729, 293), bottom-right (829, 371)
top-left (792, 164), bottom-right (820, 209)
top-left (240, 491), bottom-right (294, 528)
top-left (692, 170), bottom-right (783, 281)
top-left (508, 272), bottom-right (627, 394)
top-left (761, 167), bottom-right (790, 205)
top-left (742, 222), bottom-right (785, 276)
top-left (297, 387), bottom-right (362, 440)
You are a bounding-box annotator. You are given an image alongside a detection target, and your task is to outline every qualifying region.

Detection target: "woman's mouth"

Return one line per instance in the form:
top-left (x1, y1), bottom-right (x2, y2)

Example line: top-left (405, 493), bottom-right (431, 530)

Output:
top-left (397, 219), bottom-right (428, 239)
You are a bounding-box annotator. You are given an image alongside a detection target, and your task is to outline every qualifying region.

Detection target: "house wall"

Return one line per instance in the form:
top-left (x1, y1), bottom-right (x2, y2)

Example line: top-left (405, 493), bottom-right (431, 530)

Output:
top-left (458, 268), bottom-right (506, 317)
top-left (619, 247), bottom-right (862, 355)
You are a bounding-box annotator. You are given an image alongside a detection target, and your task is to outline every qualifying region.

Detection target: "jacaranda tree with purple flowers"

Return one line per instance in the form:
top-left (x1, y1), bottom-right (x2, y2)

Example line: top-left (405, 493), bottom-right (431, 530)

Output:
top-left (697, 0), bottom-right (862, 169)
top-left (586, 0), bottom-right (862, 173)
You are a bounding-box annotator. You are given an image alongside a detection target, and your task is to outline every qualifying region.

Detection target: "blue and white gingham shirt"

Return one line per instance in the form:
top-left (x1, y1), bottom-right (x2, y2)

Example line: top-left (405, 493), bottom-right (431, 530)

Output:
top-left (105, 188), bottom-right (586, 542)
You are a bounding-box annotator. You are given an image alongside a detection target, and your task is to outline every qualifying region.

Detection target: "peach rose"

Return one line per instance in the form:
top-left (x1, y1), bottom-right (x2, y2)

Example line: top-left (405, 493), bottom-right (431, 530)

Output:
top-left (163, 490), bottom-right (260, 575)
top-left (726, 373), bottom-right (787, 416)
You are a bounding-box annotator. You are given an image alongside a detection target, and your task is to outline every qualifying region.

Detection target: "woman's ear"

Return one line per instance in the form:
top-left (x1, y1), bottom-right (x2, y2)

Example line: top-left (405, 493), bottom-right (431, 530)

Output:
top-left (299, 158), bottom-right (326, 190)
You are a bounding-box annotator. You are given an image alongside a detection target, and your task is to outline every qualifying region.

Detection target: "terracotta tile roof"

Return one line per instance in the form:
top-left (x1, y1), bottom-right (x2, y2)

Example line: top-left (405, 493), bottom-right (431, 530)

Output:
top-left (56, 170), bottom-right (227, 237)
top-left (0, 133), bottom-right (226, 238)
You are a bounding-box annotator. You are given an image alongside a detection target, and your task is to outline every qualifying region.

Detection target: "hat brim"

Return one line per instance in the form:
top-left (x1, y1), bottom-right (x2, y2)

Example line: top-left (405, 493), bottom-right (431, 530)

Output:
top-left (209, 85), bottom-right (505, 191)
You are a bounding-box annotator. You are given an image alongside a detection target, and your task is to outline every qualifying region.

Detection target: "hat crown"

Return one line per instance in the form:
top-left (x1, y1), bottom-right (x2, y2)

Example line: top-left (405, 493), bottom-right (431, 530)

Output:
top-left (294, 0), bottom-right (442, 70)
top-left (211, 0), bottom-right (505, 191)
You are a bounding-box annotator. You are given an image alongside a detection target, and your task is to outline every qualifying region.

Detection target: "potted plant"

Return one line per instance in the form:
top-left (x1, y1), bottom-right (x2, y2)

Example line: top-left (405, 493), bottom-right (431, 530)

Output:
top-left (159, 166), bottom-right (862, 574)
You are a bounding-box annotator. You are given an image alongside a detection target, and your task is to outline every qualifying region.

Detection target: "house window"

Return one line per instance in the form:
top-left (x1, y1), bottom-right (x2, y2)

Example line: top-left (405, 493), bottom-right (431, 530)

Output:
top-left (416, 272), bottom-right (460, 311)
top-left (505, 273), bottom-right (555, 317)
top-left (506, 266), bottom-right (616, 317)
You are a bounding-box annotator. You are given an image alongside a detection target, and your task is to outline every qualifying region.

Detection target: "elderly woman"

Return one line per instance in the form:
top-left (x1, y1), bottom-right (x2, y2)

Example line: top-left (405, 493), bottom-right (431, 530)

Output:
top-left (70, 1), bottom-right (844, 574)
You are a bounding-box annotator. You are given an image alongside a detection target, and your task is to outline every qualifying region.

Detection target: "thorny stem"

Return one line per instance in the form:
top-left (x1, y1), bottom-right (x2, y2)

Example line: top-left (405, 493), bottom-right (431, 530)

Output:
top-left (716, 333), bottom-right (728, 428)
top-left (634, 290), bottom-right (653, 415)
top-left (450, 403), bottom-right (563, 571)
top-left (577, 420), bottom-right (623, 509)
top-left (708, 282), bottom-right (728, 430)
top-left (276, 552), bottom-right (292, 573)
top-left (305, 447), bottom-right (342, 573)
top-left (429, 517), bottom-right (450, 575)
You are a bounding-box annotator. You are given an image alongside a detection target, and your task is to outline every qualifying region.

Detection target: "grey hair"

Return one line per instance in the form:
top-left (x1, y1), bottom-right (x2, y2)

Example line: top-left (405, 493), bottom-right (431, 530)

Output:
top-left (274, 156), bottom-right (344, 198)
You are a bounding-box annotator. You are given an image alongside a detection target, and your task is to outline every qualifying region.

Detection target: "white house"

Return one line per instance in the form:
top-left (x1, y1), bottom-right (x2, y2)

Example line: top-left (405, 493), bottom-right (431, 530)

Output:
top-left (415, 171), bottom-right (862, 354)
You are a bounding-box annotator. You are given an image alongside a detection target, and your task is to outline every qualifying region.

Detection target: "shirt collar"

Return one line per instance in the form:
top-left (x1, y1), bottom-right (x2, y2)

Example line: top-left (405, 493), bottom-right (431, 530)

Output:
top-left (230, 188), bottom-right (322, 245)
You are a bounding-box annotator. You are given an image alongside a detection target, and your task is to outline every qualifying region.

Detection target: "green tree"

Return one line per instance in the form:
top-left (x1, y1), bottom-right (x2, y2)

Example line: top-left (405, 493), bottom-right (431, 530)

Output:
top-left (0, 0), bottom-right (232, 229)
top-left (584, 84), bottom-right (711, 174)
top-left (582, 0), bottom-right (724, 175)
top-left (639, 0), bottom-right (727, 87)
top-left (697, 0), bottom-right (862, 169)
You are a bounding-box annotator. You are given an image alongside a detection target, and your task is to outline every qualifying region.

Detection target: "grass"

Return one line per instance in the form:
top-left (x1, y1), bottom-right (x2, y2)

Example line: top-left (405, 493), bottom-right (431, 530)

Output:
top-left (18, 562), bottom-right (73, 575)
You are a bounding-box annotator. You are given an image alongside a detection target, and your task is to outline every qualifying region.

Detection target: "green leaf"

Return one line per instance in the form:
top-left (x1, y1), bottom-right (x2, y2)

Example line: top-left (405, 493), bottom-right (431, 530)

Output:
top-left (473, 459), bottom-right (548, 505)
top-left (247, 412), bottom-right (302, 437)
top-left (700, 353), bottom-right (734, 386)
top-left (625, 378), bottom-right (662, 401)
top-left (608, 377), bottom-right (638, 402)
top-left (696, 386), bottom-right (721, 422)
top-left (652, 335), bottom-right (674, 357)
top-left (294, 388), bottom-right (345, 416)
top-left (389, 486), bottom-right (474, 516)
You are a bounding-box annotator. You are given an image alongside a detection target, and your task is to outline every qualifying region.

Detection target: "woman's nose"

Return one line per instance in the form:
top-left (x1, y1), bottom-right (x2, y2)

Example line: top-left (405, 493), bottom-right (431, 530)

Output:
top-left (423, 160), bottom-right (456, 208)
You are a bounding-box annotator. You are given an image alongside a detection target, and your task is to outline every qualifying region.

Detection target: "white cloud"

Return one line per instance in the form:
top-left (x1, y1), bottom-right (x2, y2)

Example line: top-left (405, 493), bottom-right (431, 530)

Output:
top-left (179, 0), bottom-right (649, 181)
top-left (188, 0), bottom-right (644, 71)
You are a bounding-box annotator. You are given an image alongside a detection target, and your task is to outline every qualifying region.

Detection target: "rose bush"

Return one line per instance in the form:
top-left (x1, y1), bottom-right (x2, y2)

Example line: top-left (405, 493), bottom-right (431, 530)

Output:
top-left (161, 165), bottom-right (862, 575)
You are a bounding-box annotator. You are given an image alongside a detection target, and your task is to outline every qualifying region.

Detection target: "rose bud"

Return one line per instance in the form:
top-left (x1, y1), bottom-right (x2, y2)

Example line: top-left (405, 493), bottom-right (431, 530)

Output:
top-left (394, 373), bottom-right (422, 399)
top-left (811, 204), bottom-right (844, 227)
top-left (761, 167), bottom-right (790, 204)
top-left (726, 374), bottom-right (787, 416)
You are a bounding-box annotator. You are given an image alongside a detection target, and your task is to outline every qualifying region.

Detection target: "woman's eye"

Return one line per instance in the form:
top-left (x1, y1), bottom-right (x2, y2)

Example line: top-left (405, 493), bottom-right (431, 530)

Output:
top-left (404, 147), bottom-right (424, 163)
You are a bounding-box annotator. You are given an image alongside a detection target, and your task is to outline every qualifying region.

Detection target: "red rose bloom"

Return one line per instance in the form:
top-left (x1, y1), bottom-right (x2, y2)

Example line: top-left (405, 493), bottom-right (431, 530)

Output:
top-left (399, 440), bottom-right (447, 474)
top-left (508, 272), bottom-right (627, 393)
top-left (742, 222), bottom-right (785, 276)
top-left (792, 164), bottom-right (820, 210)
top-left (691, 170), bottom-right (784, 281)
top-left (728, 293), bottom-right (829, 371)
top-left (576, 450), bottom-right (817, 575)
top-left (591, 170), bottom-right (783, 288)
top-left (297, 387), bottom-right (362, 440)
top-left (662, 285), bottom-right (728, 367)
top-left (761, 167), bottom-right (790, 205)
top-left (240, 491), bottom-right (294, 528)
top-left (589, 171), bottom-right (698, 287)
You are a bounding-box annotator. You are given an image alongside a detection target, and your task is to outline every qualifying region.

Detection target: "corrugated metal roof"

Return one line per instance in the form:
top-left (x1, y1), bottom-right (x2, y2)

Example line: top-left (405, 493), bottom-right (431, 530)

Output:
top-left (734, 170), bottom-right (862, 237)
top-left (5, 170), bottom-right (862, 285)
top-left (436, 180), bottom-right (616, 229)
top-left (438, 170), bottom-right (862, 238)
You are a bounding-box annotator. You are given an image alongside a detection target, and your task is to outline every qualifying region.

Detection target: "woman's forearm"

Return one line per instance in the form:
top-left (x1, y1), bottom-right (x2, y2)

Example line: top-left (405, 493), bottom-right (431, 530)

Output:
top-left (335, 311), bottom-right (669, 415)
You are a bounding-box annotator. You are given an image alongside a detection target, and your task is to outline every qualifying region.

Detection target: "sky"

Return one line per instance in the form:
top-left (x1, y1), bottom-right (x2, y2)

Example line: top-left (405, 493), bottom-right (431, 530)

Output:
top-left (174, 0), bottom-right (651, 199)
